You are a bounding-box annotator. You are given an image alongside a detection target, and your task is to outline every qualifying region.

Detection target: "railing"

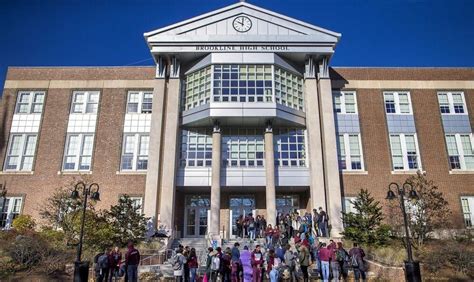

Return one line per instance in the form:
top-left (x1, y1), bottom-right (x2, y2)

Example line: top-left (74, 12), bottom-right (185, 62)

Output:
top-left (140, 249), bottom-right (175, 266)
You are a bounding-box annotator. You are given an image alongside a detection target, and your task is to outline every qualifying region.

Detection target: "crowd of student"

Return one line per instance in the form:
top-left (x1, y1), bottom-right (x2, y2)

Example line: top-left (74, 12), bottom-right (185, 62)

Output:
top-left (169, 208), bottom-right (367, 282)
top-left (93, 241), bottom-right (141, 282)
top-left (235, 208), bottom-right (330, 242)
top-left (171, 240), bottom-right (367, 282)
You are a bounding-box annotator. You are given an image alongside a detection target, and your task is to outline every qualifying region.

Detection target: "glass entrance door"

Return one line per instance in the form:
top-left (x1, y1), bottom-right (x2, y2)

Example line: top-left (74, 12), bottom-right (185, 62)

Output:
top-left (276, 195), bottom-right (300, 216)
top-left (229, 196), bottom-right (255, 238)
top-left (184, 196), bottom-right (210, 237)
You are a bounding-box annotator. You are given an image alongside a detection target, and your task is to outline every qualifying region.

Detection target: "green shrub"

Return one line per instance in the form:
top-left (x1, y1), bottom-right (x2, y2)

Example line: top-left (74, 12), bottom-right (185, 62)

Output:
top-left (342, 189), bottom-right (391, 246)
top-left (12, 215), bottom-right (36, 233)
top-left (38, 227), bottom-right (66, 249)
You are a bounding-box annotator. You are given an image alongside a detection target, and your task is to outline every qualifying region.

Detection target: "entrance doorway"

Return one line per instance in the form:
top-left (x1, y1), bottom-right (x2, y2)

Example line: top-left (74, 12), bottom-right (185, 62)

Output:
top-left (276, 195), bottom-right (300, 216)
top-left (184, 196), bottom-right (210, 237)
top-left (229, 196), bottom-right (256, 238)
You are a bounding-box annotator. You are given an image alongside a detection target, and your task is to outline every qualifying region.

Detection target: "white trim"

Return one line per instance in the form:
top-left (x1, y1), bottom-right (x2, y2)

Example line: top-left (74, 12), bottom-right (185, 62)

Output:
top-left (0, 196), bottom-right (24, 229)
top-left (383, 91), bottom-right (413, 115)
top-left (389, 133), bottom-right (422, 171)
top-left (120, 133), bottom-right (150, 171)
top-left (460, 196), bottom-right (474, 228)
top-left (70, 91), bottom-right (100, 114)
top-left (445, 133), bottom-right (474, 171)
top-left (126, 90), bottom-right (153, 114)
top-left (332, 90), bottom-right (358, 114)
top-left (15, 91), bottom-right (46, 114)
top-left (3, 133), bottom-right (38, 172)
top-left (338, 133), bottom-right (364, 171)
top-left (62, 133), bottom-right (95, 172)
top-left (144, 2), bottom-right (341, 38)
top-left (437, 91), bottom-right (469, 115)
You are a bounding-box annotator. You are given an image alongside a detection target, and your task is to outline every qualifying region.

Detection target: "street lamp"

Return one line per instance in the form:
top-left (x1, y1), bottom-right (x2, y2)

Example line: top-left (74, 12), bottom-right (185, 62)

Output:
top-left (70, 182), bottom-right (100, 282)
top-left (386, 181), bottom-right (421, 282)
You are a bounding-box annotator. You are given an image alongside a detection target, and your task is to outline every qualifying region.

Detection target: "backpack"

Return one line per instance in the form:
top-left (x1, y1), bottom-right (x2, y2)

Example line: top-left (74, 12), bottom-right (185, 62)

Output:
top-left (350, 254), bottom-right (359, 268)
top-left (211, 256), bottom-right (220, 271)
top-left (98, 254), bottom-right (109, 269)
top-left (172, 254), bottom-right (182, 271)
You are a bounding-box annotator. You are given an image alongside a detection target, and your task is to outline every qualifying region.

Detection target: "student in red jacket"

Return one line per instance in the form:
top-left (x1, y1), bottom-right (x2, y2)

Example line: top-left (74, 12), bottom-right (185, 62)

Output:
top-left (188, 248), bottom-right (199, 282)
top-left (125, 241), bottom-right (140, 282)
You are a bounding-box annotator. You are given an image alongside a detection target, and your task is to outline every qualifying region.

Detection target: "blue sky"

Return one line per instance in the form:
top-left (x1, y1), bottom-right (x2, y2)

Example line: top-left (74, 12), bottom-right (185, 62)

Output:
top-left (1, 0), bottom-right (474, 88)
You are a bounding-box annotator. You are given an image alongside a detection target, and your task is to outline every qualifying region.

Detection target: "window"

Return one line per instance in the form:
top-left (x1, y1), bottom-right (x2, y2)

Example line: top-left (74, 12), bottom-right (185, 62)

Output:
top-left (130, 197), bottom-right (143, 214)
top-left (437, 92), bottom-right (467, 114)
top-left (343, 197), bottom-right (357, 214)
top-left (337, 134), bottom-right (364, 171)
top-left (276, 195), bottom-right (299, 215)
top-left (213, 65), bottom-right (273, 104)
top-left (333, 91), bottom-right (357, 114)
top-left (274, 67), bottom-right (304, 110)
top-left (184, 67), bottom-right (212, 110)
top-left (384, 91), bottom-right (412, 114)
top-left (179, 129), bottom-right (212, 167)
top-left (0, 197), bottom-right (23, 229)
top-left (127, 91), bottom-right (153, 113)
top-left (275, 128), bottom-right (306, 167)
top-left (461, 197), bottom-right (474, 228)
top-left (71, 91), bottom-right (100, 114)
top-left (389, 134), bottom-right (421, 171)
top-left (63, 134), bottom-right (95, 171)
top-left (121, 134), bottom-right (149, 171)
top-left (445, 134), bottom-right (474, 170)
top-left (223, 128), bottom-right (264, 167)
top-left (183, 64), bottom-right (305, 111)
top-left (4, 134), bottom-right (38, 171)
top-left (15, 91), bottom-right (45, 114)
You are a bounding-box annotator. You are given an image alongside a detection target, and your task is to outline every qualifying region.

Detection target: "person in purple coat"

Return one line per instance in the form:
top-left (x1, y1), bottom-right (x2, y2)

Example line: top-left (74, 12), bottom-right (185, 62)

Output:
top-left (239, 246), bottom-right (253, 282)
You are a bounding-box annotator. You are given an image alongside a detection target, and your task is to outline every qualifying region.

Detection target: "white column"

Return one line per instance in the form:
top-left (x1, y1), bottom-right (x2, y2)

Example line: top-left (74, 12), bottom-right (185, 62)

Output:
top-left (210, 122), bottom-right (221, 237)
top-left (318, 57), bottom-right (344, 237)
top-left (264, 122), bottom-right (276, 226)
top-left (304, 58), bottom-right (327, 213)
top-left (144, 77), bottom-right (166, 225)
top-left (157, 77), bottom-right (181, 235)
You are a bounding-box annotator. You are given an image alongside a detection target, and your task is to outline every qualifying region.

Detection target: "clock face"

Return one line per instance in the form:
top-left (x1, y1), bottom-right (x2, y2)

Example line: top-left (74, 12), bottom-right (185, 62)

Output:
top-left (233, 16), bottom-right (252, 32)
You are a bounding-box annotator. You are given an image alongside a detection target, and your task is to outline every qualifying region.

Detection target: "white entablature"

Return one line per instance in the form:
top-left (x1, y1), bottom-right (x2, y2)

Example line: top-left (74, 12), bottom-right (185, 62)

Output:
top-left (144, 2), bottom-right (341, 63)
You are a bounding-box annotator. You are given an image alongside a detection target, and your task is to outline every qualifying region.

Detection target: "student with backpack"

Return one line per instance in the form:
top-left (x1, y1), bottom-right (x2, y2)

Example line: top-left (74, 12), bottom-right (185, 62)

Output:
top-left (205, 247), bottom-right (214, 282)
top-left (96, 248), bottom-right (110, 282)
top-left (210, 250), bottom-right (221, 282)
top-left (336, 242), bottom-right (349, 280)
top-left (283, 244), bottom-right (296, 282)
top-left (349, 243), bottom-right (366, 282)
top-left (297, 245), bottom-right (311, 282)
top-left (172, 248), bottom-right (188, 282)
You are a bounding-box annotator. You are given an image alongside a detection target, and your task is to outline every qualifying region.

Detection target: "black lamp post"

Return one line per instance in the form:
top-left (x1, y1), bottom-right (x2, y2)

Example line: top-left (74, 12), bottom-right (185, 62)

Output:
top-left (70, 182), bottom-right (100, 282)
top-left (386, 181), bottom-right (422, 282)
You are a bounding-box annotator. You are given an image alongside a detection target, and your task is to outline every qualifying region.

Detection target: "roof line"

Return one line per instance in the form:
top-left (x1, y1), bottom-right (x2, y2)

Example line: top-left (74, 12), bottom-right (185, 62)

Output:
top-left (7, 66), bottom-right (155, 69)
top-left (144, 2), bottom-right (340, 38)
top-left (331, 66), bottom-right (474, 69)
